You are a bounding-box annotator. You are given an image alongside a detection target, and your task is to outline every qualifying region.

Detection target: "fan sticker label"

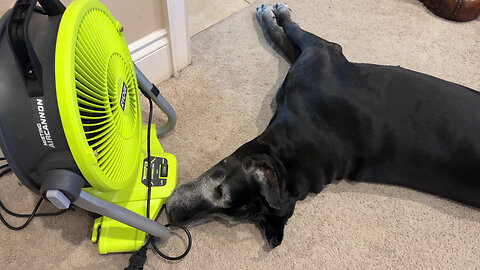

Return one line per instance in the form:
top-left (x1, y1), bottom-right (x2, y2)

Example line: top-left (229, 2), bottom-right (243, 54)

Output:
top-left (120, 82), bottom-right (127, 111)
top-left (142, 157), bottom-right (167, 187)
top-left (34, 98), bottom-right (55, 149)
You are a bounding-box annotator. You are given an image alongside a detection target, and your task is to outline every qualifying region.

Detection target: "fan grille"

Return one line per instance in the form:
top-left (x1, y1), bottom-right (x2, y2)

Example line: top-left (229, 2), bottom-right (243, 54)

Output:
top-left (55, 0), bottom-right (142, 191)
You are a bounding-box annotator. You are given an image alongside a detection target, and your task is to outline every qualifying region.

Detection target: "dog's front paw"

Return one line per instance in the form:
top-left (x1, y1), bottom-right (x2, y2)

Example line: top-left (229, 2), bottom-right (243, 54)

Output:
top-left (272, 3), bottom-right (291, 16)
top-left (256, 4), bottom-right (275, 23)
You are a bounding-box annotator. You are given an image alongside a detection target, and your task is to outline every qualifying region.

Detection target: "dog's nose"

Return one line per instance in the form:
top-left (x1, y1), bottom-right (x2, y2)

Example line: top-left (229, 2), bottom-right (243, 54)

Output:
top-left (166, 198), bottom-right (188, 224)
top-left (166, 208), bottom-right (175, 223)
top-left (166, 206), bottom-right (189, 225)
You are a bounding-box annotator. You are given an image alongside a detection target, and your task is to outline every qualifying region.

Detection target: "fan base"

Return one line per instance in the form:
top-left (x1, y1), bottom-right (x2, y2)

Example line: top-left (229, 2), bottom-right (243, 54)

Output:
top-left (86, 124), bottom-right (177, 254)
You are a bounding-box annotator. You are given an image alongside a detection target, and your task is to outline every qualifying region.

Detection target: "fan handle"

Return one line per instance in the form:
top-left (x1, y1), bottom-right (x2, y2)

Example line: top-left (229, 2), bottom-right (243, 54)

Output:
top-left (41, 170), bottom-right (171, 242)
top-left (37, 0), bottom-right (65, 16)
top-left (134, 64), bottom-right (178, 136)
top-left (7, 0), bottom-right (64, 98)
top-left (74, 190), bottom-right (171, 242)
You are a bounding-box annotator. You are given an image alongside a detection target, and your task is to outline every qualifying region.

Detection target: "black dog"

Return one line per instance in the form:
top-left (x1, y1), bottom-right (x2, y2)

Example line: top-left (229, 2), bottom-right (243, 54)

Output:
top-left (166, 4), bottom-right (480, 248)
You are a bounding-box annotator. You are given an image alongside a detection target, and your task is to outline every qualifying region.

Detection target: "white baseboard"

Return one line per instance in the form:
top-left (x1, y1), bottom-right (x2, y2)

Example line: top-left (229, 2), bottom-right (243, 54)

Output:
top-left (128, 29), bottom-right (173, 85)
top-left (127, 0), bottom-right (191, 85)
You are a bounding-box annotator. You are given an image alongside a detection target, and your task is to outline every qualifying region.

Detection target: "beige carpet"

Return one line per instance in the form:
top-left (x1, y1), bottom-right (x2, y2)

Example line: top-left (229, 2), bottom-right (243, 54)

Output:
top-left (2, 0), bottom-right (480, 269)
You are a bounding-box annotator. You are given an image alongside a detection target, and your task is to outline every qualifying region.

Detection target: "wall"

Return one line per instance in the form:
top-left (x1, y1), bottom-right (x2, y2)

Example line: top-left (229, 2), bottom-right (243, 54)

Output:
top-left (0, 2), bottom-right (13, 17)
top-left (0, 0), bottom-right (164, 44)
top-left (0, 0), bottom-right (191, 84)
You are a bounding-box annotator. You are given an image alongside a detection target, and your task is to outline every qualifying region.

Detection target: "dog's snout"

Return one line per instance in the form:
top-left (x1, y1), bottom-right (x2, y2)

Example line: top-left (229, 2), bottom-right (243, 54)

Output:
top-left (166, 206), bottom-right (187, 224)
top-left (166, 171), bottom-right (230, 225)
top-left (166, 192), bottom-right (187, 224)
top-left (167, 186), bottom-right (204, 224)
top-left (166, 197), bottom-right (189, 224)
top-left (166, 200), bottom-right (207, 225)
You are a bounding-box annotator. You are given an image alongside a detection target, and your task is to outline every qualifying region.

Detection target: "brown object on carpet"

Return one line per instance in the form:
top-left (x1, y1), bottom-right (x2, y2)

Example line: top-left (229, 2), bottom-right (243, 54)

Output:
top-left (422, 0), bottom-right (480, 21)
top-left (1, 0), bottom-right (480, 269)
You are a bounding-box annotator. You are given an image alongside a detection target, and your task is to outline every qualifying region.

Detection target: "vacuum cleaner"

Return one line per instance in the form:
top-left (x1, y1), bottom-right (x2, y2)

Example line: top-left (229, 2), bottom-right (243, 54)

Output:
top-left (0, 0), bottom-right (187, 256)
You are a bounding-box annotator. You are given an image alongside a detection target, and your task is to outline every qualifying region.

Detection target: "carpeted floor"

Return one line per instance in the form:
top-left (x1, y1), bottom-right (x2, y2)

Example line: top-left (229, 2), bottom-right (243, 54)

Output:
top-left (2, 0), bottom-right (480, 269)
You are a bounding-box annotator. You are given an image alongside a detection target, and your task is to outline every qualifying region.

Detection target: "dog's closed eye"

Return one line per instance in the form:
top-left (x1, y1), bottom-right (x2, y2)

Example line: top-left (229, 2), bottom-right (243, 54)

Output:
top-left (216, 185), bottom-right (223, 196)
top-left (211, 169), bottom-right (226, 180)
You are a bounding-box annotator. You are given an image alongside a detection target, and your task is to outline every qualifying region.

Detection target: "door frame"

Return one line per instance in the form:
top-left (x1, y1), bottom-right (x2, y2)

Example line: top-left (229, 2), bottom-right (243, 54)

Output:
top-left (129, 0), bottom-right (191, 84)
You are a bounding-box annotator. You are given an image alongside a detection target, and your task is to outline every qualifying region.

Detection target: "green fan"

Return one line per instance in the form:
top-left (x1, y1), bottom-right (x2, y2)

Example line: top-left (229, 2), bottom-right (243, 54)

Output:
top-left (0, 0), bottom-right (178, 254)
top-left (56, 0), bottom-right (144, 192)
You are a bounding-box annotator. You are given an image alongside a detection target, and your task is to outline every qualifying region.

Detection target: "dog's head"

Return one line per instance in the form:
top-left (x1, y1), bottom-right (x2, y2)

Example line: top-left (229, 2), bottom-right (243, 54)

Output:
top-left (166, 145), bottom-right (294, 248)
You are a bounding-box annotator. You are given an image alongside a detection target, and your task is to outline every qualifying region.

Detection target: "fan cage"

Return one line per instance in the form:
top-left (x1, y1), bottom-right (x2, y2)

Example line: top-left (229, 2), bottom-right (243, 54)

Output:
top-left (56, 0), bottom-right (142, 191)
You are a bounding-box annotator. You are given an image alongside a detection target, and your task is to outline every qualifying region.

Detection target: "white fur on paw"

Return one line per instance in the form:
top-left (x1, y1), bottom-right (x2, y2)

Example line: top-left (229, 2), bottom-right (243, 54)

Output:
top-left (256, 4), bottom-right (275, 22)
top-left (273, 3), bottom-right (291, 14)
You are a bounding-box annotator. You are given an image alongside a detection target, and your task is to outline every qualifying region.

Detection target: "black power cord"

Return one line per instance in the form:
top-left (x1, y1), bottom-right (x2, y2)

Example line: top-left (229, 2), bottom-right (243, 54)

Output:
top-left (150, 224), bottom-right (192, 261)
top-left (146, 94), bottom-right (153, 220)
top-left (0, 161), bottom-right (11, 177)
top-left (0, 168), bottom-right (11, 177)
top-left (0, 161), bottom-right (67, 231)
top-left (126, 90), bottom-right (192, 270)
top-left (0, 199), bottom-right (66, 218)
top-left (144, 92), bottom-right (192, 260)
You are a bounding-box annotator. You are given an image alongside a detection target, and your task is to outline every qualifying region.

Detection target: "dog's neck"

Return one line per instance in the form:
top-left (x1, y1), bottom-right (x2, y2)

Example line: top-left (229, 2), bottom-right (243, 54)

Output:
top-left (254, 116), bottom-right (356, 202)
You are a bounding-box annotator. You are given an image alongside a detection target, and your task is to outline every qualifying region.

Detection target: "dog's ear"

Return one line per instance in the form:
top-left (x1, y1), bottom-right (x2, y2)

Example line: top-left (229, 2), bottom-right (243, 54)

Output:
top-left (243, 154), bottom-right (283, 209)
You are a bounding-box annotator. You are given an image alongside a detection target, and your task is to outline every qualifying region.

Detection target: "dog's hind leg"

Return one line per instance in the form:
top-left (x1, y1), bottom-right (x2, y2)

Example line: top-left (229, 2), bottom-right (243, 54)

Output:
top-left (257, 4), bottom-right (301, 64)
top-left (272, 4), bottom-right (328, 51)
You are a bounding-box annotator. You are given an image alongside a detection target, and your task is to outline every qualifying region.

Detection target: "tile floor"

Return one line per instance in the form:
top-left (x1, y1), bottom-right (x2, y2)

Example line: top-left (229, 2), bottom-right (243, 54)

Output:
top-left (189, 0), bottom-right (255, 36)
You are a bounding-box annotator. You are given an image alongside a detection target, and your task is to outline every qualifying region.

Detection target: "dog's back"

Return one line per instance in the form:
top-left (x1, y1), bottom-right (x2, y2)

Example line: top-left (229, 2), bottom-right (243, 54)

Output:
top-left (356, 64), bottom-right (480, 207)
top-left (282, 56), bottom-right (480, 206)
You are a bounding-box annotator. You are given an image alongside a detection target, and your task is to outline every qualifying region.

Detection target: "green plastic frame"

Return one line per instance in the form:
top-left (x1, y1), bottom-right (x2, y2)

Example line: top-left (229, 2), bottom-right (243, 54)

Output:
top-left (55, 0), bottom-right (142, 192)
